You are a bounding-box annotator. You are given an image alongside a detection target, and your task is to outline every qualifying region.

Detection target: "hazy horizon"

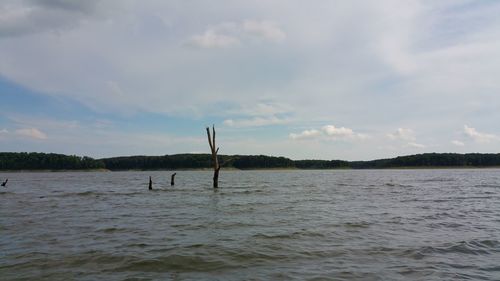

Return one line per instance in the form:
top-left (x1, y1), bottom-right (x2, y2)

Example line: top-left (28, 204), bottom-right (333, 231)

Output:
top-left (2, 1), bottom-right (500, 161)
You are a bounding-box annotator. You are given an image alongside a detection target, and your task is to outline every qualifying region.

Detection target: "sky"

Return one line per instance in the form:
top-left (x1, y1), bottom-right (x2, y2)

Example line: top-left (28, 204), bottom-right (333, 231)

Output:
top-left (1, 0), bottom-right (500, 160)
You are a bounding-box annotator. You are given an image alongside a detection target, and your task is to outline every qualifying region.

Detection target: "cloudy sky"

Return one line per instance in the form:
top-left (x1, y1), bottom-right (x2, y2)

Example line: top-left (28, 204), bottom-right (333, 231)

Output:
top-left (1, 0), bottom-right (500, 160)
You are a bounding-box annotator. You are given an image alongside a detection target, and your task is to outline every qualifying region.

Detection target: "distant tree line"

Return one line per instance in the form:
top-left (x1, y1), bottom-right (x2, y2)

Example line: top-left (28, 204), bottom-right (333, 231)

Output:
top-left (2, 152), bottom-right (500, 170)
top-left (101, 154), bottom-right (295, 170)
top-left (295, 160), bottom-right (350, 169)
top-left (350, 153), bottom-right (500, 169)
top-left (231, 155), bottom-right (295, 169)
top-left (102, 154), bottom-right (214, 170)
top-left (0, 152), bottom-right (105, 170)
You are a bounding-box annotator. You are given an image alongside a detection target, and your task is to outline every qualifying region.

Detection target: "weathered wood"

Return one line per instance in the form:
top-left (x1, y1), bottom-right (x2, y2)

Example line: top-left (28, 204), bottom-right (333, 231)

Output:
top-left (213, 167), bottom-right (220, 188)
top-left (206, 125), bottom-right (220, 188)
top-left (171, 173), bottom-right (177, 186)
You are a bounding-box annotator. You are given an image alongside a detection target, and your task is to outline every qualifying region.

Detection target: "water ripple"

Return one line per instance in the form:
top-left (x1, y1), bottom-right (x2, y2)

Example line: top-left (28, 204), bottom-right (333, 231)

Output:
top-left (1, 169), bottom-right (500, 280)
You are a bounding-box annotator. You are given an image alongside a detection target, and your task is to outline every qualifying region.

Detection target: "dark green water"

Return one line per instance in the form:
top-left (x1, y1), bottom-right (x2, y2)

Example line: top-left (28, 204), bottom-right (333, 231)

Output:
top-left (1, 170), bottom-right (500, 280)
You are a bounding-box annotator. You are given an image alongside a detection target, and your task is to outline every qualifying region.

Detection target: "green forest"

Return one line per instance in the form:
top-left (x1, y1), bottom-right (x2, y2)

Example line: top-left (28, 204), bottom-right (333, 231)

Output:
top-left (0, 152), bottom-right (105, 170)
top-left (1, 152), bottom-right (500, 171)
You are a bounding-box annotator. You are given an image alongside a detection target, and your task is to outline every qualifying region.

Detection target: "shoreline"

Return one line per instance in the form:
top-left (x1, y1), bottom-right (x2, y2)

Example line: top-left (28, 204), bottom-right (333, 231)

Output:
top-left (0, 168), bottom-right (111, 173)
top-left (2, 166), bottom-right (500, 172)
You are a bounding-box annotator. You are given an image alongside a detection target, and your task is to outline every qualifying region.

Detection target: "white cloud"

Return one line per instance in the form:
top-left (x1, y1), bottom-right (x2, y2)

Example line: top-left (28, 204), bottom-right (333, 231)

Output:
top-left (2, 1), bottom-right (500, 159)
top-left (387, 128), bottom-right (428, 149)
top-left (290, 125), bottom-right (367, 141)
top-left (451, 140), bottom-right (465, 146)
top-left (106, 80), bottom-right (125, 97)
top-left (322, 125), bottom-right (354, 138)
top-left (0, 129), bottom-right (8, 139)
top-left (406, 142), bottom-right (426, 149)
top-left (0, 114), bottom-right (208, 158)
top-left (243, 20), bottom-right (286, 42)
top-left (223, 101), bottom-right (293, 128)
top-left (289, 129), bottom-right (321, 140)
top-left (188, 29), bottom-right (240, 48)
top-left (187, 19), bottom-right (286, 49)
top-left (227, 102), bottom-right (293, 117)
top-left (7, 114), bottom-right (79, 130)
top-left (223, 116), bottom-right (290, 127)
top-left (322, 125), bottom-right (368, 140)
top-left (93, 119), bottom-right (113, 129)
top-left (463, 125), bottom-right (499, 143)
top-left (387, 128), bottom-right (416, 141)
top-left (15, 128), bottom-right (47, 139)
top-left (31, 0), bottom-right (101, 13)
top-left (0, 0), bottom-right (104, 37)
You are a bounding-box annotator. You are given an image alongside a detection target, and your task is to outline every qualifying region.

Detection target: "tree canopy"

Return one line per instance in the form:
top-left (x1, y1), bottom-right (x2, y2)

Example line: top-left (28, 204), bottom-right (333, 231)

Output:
top-left (0, 152), bottom-right (105, 170)
top-left (2, 152), bottom-right (500, 170)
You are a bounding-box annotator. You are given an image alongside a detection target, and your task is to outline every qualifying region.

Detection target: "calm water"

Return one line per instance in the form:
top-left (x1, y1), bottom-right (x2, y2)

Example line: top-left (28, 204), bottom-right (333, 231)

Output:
top-left (1, 169), bottom-right (500, 280)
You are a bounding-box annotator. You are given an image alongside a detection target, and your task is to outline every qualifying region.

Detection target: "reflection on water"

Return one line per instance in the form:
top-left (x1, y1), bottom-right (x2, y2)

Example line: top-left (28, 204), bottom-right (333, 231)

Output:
top-left (1, 169), bottom-right (500, 280)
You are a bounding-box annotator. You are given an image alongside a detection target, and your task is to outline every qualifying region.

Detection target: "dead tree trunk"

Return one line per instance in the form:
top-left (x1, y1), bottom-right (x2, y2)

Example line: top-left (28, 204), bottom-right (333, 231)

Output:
top-left (171, 173), bottom-right (176, 186)
top-left (206, 125), bottom-right (221, 188)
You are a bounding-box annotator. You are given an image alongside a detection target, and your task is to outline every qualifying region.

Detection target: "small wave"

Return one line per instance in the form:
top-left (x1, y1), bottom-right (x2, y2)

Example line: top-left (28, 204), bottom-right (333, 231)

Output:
top-left (427, 222), bottom-right (464, 229)
top-left (253, 233), bottom-right (295, 239)
top-left (52, 191), bottom-right (105, 197)
top-left (343, 221), bottom-right (371, 228)
top-left (454, 196), bottom-right (495, 200)
top-left (54, 191), bottom-right (152, 198)
top-left (422, 212), bottom-right (452, 219)
top-left (413, 196), bottom-right (496, 203)
top-left (242, 189), bottom-right (267, 194)
top-left (475, 184), bottom-right (500, 188)
top-left (420, 177), bottom-right (456, 183)
top-left (337, 183), bottom-right (363, 187)
top-left (480, 265), bottom-right (500, 272)
top-left (127, 243), bottom-right (149, 248)
top-left (384, 183), bottom-right (413, 188)
top-left (77, 191), bottom-right (97, 196)
top-left (98, 227), bottom-right (129, 234)
top-left (408, 239), bottom-right (499, 258)
top-left (412, 198), bottom-right (452, 203)
top-left (112, 254), bottom-right (231, 272)
top-left (227, 201), bottom-right (270, 208)
top-left (111, 191), bottom-right (146, 196)
top-left (253, 230), bottom-right (326, 240)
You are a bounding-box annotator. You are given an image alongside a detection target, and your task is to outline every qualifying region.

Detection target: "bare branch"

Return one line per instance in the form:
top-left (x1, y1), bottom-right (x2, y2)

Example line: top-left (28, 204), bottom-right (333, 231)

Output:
top-left (206, 127), bottom-right (214, 151)
top-left (212, 125), bottom-right (216, 150)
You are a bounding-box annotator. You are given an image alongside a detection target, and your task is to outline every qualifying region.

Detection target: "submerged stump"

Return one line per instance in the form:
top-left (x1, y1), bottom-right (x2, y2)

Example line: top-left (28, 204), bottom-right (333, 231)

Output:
top-left (171, 173), bottom-right (177, 186)
top-left (206, 125), bottom-right (221, 188)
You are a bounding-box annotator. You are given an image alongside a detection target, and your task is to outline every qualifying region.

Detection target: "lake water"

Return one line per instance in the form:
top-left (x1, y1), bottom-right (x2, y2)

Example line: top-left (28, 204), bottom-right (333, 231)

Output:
top-left (1, 169), bottom-right (500, 280)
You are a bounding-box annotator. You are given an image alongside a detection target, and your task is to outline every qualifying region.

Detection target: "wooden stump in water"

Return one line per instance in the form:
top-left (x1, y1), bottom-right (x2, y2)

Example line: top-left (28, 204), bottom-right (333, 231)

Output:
top-left (171, 173), bottom-right (177, 186)
top-left (148, 176), bottom-right (152, 190)
top-left (206, 125), bottom-right (221, 189)
top-left (213, 168), bottom-right (220, 188)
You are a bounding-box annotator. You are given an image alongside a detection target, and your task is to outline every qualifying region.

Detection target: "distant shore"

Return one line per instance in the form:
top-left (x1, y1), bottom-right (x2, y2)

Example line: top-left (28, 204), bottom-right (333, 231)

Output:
top-left (0, 168), bottom-right (111, 173)
top-left (2, 152), bottom-right (500, 171)
top-left (3, 166), bottom-right (500, 173)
